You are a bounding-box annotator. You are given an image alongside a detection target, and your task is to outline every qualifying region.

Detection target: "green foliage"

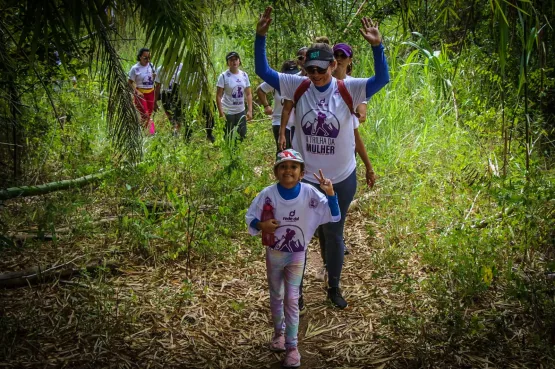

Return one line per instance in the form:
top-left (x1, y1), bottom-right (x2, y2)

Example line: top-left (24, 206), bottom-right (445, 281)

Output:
top-left (1, 1), bottom-right (554, 365)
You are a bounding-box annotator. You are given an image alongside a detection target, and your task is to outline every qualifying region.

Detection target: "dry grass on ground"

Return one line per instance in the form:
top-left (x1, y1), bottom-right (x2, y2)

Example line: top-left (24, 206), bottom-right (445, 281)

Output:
top-left (1, 204), bottom-right (553, 368)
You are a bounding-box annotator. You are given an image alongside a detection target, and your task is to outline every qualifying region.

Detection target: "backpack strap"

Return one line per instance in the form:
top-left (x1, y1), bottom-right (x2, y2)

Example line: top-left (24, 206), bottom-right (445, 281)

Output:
top-left (292, 79), bottom-right (312, 107)
top-left (337, 79), bottom-right (359, 117)
top-left (293, 79), bottom-right (360, 118)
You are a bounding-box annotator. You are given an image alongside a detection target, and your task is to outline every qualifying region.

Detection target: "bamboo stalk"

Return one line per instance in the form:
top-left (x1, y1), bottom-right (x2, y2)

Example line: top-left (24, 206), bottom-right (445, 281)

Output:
top-left (0, 171), bottom-right (111, 201)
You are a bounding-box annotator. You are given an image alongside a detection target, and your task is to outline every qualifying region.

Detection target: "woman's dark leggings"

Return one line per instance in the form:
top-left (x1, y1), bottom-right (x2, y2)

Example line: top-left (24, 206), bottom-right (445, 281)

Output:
top-left (272, 125), bottom-right (292, 153)
top-left (299, 169), bottom-right (357, 296)
top-left (224, 110), bottom-right (247, 141)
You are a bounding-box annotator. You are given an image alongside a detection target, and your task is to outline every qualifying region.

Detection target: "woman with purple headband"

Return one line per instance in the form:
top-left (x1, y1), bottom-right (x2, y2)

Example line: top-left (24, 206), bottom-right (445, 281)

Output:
top-left (255, 6), bottom-right (389, 317)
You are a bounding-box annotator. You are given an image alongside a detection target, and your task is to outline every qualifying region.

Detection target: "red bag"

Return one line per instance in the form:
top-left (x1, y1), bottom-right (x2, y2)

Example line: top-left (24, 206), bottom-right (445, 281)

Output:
top-left (261, 203), bottom-right (275, 246)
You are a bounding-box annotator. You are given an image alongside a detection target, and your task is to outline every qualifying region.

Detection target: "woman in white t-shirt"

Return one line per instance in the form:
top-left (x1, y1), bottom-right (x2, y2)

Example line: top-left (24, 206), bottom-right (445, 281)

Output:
top-left (216, 51), bottom-right (253, 142)
top-left (128, 48), bottom-right (157, 134)
top-left (256, 60), bottom-right (299, 152)
top-left (255, 7), bottom-right (389, 309)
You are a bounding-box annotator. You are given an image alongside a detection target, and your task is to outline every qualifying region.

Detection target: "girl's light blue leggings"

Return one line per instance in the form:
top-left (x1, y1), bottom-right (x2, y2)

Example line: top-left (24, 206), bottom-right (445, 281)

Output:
top-left (266, 247), bottom-right (305, 349)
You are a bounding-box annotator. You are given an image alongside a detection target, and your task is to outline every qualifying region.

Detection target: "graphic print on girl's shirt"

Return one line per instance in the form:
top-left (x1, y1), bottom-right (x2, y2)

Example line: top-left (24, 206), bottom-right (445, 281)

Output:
top-left (245, 183), bottom-right (336, 253)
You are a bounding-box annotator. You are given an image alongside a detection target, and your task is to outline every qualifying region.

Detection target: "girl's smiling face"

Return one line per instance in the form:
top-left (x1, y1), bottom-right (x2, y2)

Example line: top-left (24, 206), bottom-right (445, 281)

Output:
top-left (275, 161), bottom-right (304, 189)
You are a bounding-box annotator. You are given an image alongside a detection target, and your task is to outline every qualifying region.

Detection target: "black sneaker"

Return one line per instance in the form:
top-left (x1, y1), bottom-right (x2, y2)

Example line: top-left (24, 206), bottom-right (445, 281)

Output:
top-left (327, 287), bottom-right (348, 309)
top-left (298, 295), bottom-right (307, 316)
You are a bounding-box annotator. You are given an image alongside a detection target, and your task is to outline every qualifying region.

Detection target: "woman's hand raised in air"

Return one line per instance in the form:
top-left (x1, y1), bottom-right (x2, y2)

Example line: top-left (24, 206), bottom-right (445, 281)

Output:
top-left (359, 17), bottom-right (382, 46)
top-left (256, 6), bottom-right (273, 36)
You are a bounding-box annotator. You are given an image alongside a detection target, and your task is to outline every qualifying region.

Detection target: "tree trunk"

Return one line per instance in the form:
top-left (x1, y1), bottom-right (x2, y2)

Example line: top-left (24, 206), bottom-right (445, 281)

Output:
top-left (0, 171), bottom-right (111, 201)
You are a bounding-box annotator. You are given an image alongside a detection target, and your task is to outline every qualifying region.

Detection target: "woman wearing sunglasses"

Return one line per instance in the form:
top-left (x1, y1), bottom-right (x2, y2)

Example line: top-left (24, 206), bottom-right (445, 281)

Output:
top-left (255, 6), bottom-right (389, 314)
top-left (332, 42), bottom-right (376, 188)
top-left (128, 48), bottom-right (157, 134)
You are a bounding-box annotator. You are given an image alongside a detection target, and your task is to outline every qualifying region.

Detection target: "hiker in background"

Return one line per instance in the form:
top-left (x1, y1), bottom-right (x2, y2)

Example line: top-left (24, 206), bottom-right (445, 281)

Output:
top-left (256, 60), bottom-right (299, 152)
top-left (203, 101), bottom-right (217, 143)
top-left (155, 62), bottom-right (183, 137)
top-left (128, 48), bottom-right (157, 135)
top-left (314, 36), bottom-right (330, 44)
top-left (216, 51), bottom-right (253, 142)
top-left (255, 6), bottom-right (389, 310)
top-left (296, 47), bottom-right (308, 76)
top-left (246, 149), bottom-right (340, 368)
top-left (276, 48), bottom-right (308, 148)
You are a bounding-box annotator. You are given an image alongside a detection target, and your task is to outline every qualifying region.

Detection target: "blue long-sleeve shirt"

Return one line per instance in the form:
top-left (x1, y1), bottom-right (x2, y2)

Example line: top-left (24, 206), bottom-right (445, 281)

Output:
top-left (254, 34), bottom-right (389, 99)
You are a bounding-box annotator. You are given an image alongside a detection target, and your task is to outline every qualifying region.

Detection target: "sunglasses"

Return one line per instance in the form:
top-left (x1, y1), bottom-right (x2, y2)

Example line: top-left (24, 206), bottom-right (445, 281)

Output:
top-left (306, 66), bottom-right (328, 75)
top-left (334, 52), bottom-right (348, 59)
top-left (297, 55), bottom-right (305, 61)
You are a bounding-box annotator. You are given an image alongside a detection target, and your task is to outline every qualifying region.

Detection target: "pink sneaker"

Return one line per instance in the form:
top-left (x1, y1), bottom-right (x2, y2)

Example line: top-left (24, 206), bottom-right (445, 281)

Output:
top-left (148, 119), bottom-right (156, 135)
top-left (269, 333), bottom-right (285, 352)
top-left (283, 347), bottom-right (301, 368)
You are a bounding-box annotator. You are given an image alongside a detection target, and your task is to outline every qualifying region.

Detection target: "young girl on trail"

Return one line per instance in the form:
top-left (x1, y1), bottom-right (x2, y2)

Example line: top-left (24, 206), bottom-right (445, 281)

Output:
top-left (128, 48), bottom-right (157, 135)
top-left (246, 149), bottom-right (340, 368)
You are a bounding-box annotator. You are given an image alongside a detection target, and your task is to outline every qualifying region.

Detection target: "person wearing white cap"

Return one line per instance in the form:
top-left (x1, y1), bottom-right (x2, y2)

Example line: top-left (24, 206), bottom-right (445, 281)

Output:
top-left (246, 149), bottom-right (340, 368)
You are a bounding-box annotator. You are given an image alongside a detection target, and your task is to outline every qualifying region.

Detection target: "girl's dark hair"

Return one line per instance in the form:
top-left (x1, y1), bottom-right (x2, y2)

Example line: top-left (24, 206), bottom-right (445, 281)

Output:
top-left (346, 63), bottom-right (352, 75)
top-left (137, 47), bottom-right (150, 61)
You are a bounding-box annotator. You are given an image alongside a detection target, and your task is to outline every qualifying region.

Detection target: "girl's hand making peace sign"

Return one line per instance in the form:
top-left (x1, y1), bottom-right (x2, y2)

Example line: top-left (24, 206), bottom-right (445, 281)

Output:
top-left (313, 169), bottom-right (335, 196)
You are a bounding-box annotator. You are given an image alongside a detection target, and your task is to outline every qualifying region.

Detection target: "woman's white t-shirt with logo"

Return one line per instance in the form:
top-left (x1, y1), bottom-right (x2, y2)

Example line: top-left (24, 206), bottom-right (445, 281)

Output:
top-left (259, 82), bottom-right (294, 128)
top-left (279, 74), bottom-right (367, 184)
top-left (128, 63), bottom-right (155, 89)
top-left (217, 70), bottom-right (251, 115)
top-left (246, 183), bottom-right (338, 253)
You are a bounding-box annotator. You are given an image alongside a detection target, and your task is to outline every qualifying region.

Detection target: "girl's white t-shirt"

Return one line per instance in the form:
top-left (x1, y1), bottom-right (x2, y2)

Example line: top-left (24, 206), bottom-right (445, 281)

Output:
top-left (259, 82), bottom-right (294, 128)
top-left (128, 63), bottom-right (155, 89)
top-left (245, 183), bottom-right (338, 253)
top-left (217, 70), bottom-right (251, 115)
top-left (279, 74), bottom-right (367, 183)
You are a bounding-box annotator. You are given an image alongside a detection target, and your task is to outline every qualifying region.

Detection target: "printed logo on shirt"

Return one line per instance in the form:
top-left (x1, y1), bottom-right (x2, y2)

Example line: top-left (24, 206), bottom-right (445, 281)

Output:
top-left (142, 74), bottom-right (154, 86)
top-left (232, 86), bottom-right (244, 99)
top-left (301, 109), bottom-right (340, 155)
top-left (309, 198), bottom-right (318, 208)
top-left (271, 225), bottom-right (305, 252)
top-left (282, 209), bottom-right (299, 222)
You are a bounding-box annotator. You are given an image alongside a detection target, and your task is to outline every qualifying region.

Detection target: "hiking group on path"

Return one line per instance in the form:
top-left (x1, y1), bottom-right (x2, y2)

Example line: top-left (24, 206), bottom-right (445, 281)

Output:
top-left (248, 6), bottom-right (389, 368)
top-left (128, 5), bottom-right (389, 368)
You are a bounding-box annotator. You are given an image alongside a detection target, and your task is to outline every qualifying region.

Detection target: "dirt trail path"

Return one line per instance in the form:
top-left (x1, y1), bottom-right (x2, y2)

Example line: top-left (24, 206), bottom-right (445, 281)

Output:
top-left (1, 206), bottom-right (404, 368)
